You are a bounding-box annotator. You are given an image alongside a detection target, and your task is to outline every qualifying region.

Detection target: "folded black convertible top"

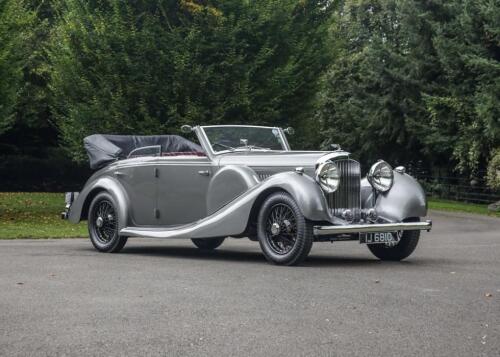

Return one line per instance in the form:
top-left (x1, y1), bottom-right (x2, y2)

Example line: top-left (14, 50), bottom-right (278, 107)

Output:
top-left (84, 134), bottom-right (202, 170)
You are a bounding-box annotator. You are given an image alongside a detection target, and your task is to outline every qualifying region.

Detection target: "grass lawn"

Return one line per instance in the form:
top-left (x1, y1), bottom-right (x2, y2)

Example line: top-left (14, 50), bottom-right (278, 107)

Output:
top-left (428, 198), bottom-right (500, 218)
top-left (0, 192), bottom-right (87, 239)
top-left (0, 192), bottom-right (498, 239)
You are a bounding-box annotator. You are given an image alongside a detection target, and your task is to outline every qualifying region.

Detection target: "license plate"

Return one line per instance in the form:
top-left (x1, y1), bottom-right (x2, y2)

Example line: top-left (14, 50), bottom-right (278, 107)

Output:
top-left (360, 232), bottom-right (398, 244)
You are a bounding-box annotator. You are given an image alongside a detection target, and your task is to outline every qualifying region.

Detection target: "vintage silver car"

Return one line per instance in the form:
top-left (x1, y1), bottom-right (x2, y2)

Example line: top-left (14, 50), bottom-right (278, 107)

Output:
top-left (63, 125), bottom-right (432, 265)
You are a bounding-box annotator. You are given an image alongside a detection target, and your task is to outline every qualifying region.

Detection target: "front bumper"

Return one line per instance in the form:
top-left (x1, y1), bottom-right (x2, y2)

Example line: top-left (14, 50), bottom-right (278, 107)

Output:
top-left (313, 220), bottom-right (432, 236)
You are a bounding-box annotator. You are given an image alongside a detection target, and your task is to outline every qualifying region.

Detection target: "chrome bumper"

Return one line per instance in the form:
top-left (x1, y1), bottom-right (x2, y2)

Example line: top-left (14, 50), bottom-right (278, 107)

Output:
top-left (314, 220), bottom-right (432, 236)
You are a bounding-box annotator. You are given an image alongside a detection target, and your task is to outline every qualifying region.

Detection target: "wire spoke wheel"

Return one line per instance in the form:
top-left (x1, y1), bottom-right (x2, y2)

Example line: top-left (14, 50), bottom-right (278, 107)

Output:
top-left (91, 199), bottom-right (117, 244)
top-left (88, 192), bottom-right (127, 253)
top-left (257, 192), bottom-right (314, 265)
top-left (265, 203), bottom-right (298, 255)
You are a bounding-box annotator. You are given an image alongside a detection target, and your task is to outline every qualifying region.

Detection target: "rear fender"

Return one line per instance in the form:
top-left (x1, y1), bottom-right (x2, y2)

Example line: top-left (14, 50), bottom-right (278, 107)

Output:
top-left (68, 176), bottom-right (130, 230)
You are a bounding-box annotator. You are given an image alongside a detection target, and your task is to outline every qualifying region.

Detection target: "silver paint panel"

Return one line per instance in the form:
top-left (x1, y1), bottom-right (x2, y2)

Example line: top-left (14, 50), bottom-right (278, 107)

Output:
top-left (374, 171), bottom-right (428, 222)
top-left (156, 158), bottom-right (213, 225)
top-left (207, 165), bottom-right (259, 215)
top-left (68, 176), bottom-right (130, 230)
top-left (120, 171), bottom-right (332, 239)
top-left (115, 164), bottom-right (157, 225)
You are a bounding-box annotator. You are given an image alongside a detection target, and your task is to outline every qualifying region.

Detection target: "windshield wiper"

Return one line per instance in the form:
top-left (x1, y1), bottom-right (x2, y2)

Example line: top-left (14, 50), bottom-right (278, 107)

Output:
top-left (212, 142), bottom-right (235, 151)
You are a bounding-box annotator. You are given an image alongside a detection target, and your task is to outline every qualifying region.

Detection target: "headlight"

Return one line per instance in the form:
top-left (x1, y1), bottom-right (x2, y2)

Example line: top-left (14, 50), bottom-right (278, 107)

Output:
top-left (315, 162), bottom-right (340, 193)
top-left (368, 160), bottom-right (394, 192)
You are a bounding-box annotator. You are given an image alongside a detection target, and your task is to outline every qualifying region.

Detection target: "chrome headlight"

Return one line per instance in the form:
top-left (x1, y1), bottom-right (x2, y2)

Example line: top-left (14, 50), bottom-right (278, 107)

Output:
top-left (368, 160), bottom-right (394, 192)
top-left (315, 162), bottom-right (340, 193)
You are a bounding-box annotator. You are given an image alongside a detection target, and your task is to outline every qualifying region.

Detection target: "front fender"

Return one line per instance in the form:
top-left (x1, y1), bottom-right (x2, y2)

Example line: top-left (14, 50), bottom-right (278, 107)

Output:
top-left (182, 171), bottom-right (330, 239)
top-left (68, 176), bottom-right (130, 230)
top-left (374, 172), bottom-right (427, 222)
top-left (265, 172), bottom-right (331, 222)
top-left (207, 167), bottom-right (330, 222)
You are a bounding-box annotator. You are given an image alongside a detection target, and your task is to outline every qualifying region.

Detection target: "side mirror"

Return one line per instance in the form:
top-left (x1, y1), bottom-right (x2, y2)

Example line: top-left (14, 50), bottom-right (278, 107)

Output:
top-left (181, 125), bottom-right (193, 134)
top-left (284, 127), bottom-right (295, 135)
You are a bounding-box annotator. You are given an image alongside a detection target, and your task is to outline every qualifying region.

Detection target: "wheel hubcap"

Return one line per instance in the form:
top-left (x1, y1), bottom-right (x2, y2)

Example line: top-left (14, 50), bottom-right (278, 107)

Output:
top-left (96, 216), bottom-right (104, 228)
top-left (271, 222), bottom-right (281, 236)
top-left (265, 203), bottom-right (298, 255)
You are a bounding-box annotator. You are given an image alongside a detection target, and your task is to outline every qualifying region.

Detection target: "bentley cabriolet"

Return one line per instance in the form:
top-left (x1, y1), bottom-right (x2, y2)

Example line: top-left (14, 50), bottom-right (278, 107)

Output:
top-left (62, 125), bottom-right (432, 265)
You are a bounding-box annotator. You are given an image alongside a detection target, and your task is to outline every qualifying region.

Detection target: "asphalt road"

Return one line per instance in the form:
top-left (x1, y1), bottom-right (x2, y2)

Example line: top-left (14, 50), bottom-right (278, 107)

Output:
top-left (0, 211), bottom-right (499, 357)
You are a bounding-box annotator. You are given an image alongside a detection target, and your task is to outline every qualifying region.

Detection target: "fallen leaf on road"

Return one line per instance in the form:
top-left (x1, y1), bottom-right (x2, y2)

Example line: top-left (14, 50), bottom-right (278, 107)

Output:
top-left (485, 293), bottom-right (493, 298)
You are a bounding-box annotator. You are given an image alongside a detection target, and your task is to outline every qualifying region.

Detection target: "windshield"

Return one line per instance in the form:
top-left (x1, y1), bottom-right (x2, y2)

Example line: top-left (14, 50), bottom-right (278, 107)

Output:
top-left (202, 126), bottom-right (288, 153)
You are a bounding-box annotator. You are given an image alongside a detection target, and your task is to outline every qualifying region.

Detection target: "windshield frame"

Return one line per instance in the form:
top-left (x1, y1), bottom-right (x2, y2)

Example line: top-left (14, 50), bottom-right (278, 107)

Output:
top-left (198, 125), bottom-right (291, 156)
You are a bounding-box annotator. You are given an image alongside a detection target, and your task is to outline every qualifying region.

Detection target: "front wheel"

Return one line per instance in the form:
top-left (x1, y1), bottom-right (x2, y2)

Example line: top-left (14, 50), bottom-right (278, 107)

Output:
top-left (367, 218), bottom-right (421, 261)
top-left (257, 192), bottom-right (314, 266)
top-left (88, 192), bottom-right (128, 253)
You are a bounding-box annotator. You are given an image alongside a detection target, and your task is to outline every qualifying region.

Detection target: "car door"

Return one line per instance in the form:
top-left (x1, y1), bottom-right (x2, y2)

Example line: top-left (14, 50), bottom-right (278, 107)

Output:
top-left (113, 157), bottom-right (158, 226)
top-left (156, 156), bottom-right (213, 225)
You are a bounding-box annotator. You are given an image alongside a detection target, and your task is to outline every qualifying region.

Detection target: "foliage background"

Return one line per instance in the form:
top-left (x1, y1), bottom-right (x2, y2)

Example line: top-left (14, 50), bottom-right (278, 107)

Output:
top-left (0, 0), bottom-right (498, 191)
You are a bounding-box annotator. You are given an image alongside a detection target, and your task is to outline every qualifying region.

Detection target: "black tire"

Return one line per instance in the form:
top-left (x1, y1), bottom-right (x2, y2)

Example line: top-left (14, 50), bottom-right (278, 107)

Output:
top-left (88, 192), bottom-right (128, 253)
top-left (257, 192), bottom-right (314, 266)
top-left (191, 237), bottom-right (225, 250)
top-left (367, 218), bottom-right (421, 261)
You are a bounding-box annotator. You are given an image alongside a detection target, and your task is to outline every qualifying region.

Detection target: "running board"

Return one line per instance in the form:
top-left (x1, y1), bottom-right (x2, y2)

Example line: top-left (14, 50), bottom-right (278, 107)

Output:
top-left (121, 224), bottom-right (209, 239)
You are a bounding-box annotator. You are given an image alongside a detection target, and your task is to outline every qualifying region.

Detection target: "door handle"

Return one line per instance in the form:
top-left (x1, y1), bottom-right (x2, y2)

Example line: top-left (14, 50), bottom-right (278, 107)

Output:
top-left (198, 170), bottom-right (210, 176)
top-left (114, 171), bottom-right (125, 177)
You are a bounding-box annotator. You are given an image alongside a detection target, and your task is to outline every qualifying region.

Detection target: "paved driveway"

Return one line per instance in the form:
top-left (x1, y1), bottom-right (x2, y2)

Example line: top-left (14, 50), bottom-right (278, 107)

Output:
top-left (0, 211), bottom-right (499, 356)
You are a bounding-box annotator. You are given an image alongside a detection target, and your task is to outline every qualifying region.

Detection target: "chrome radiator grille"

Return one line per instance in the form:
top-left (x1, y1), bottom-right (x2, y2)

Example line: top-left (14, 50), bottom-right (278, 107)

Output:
top-left (326, 159), bottom-right (361, 222)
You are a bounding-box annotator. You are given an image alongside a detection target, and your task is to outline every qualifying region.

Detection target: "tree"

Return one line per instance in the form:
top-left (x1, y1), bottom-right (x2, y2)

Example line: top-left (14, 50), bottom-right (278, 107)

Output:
top-left (318, 0), bottom-right (427, 166)
top-left (48, 0), bottom-right (333, 161)
top-left (318, 0), bottom-right (499, 176)
top-left (425, 0), bottom-right (500, 176)
top-left (0, 0), bottom-right (34, 134)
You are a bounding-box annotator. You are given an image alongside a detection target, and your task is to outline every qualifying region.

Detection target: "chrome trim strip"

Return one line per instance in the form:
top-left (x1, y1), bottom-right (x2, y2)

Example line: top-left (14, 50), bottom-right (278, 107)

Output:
top-left (127, 145), bottom-right (161, 159)
top-left (313, 220), bottom-right (432, 236)
top-left (316, 151), bottom-right (350, 166)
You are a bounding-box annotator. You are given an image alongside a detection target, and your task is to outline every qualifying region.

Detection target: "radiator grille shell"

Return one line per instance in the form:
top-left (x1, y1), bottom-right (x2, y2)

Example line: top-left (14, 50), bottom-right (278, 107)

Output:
top-left (325, 159), bottom-right (361, 222)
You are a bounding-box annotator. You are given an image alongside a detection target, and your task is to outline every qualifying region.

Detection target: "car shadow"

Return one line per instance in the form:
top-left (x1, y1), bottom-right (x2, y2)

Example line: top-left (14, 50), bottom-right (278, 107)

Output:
top-left (105, 245), bottom-right (442, 268)
top-left (120, 245), bottom-right (266, 264)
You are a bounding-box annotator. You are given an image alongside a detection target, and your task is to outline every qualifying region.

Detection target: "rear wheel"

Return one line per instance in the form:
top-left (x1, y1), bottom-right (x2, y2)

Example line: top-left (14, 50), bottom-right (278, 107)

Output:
top-left (257, 192), bottom-right (313, 266)
top-left (191, 237), bottom-right (225, 250)
top-left (367, 218), bottom-right (420, 261)
top-left (88, 192), bottom-right (128, 253)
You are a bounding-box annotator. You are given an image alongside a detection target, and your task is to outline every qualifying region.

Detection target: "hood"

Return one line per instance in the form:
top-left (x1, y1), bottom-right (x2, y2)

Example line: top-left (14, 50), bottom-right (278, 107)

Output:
top-left (217, 150), bottom-right (351, 177)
